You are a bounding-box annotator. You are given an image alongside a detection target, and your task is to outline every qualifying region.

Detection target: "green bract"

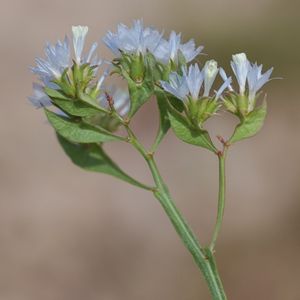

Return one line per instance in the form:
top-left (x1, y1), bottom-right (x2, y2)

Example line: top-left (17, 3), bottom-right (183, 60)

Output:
top-left (186, 97), bottom-right (220, 127)
top-left (229, 101), bottom-right (267, 144)
top-left (168, 105), bottom-right (217, 153)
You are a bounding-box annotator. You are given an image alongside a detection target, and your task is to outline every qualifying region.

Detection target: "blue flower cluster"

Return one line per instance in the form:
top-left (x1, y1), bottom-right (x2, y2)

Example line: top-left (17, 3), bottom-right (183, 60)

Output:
top-left (30, 20), bottom-right (273, 118)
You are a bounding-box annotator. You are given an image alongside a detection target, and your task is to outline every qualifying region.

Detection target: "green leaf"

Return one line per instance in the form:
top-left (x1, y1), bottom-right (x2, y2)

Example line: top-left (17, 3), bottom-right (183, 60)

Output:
top-left (151, 91), bottom-right (170, 150)
top-left (44, 87), bottom-right (70, 100)
top-left (45, 109), bottom-right (124, 143)
top-left (127, 79), bottom-right (153, 117)
top-left (57, 134), bottom-right (152, 190)
top-left (168, 95), bottom-right (185, 112)
top-left (229, 102), bottom-right (267, 144)
top-left (52, 99), bottom-right (101, 117)
top-left (168, 107), bottom-right (217, 153)
top-left (78, 92), bottom-right (107, 112)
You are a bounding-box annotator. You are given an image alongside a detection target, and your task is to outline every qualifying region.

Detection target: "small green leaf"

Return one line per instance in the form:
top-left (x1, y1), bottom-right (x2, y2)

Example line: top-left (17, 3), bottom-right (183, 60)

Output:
top-left (78, 92), bottom-right (107, 112)
top-left (168, 95), bottom-right (185, 112)
top-left (57, 134), bottom-right (152, 190)
top-left (44, 87), bottom-right (70, 100)
top-left (151, 91), bottom-right (170, 150)
top-left (53, 99), bottom-right (101, 117)
top-left (168, 107), bottom-right (217, 152)
top-left (45, 109), bottom-right (123, 143)
top-left (229, 102), bottom-right (267, 144)
top-left (127, 80), bottom-right (153, 117)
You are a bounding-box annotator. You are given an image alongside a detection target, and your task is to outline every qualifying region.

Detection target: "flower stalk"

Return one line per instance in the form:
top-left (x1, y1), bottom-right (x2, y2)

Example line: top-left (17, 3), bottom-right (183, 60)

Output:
top-left (210, 141), bottom-right (228, 251)
top-left (127, 124), bottom-right (227, 299)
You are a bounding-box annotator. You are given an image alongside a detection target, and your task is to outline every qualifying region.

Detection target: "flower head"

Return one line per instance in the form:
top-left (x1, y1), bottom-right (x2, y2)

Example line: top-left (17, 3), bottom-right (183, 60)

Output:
top-left (103, 20), bottom-right (162, 56)
top-left (226, 52), bottom-right (274, 112)
top-left (153, 31), bottom-right (203, 64)
top-left (160, 61), bottom-right (231, 101)
top-left (31, 37), bottom-right (70, 83)
top-left (30, 26), bottom-right (104, 108)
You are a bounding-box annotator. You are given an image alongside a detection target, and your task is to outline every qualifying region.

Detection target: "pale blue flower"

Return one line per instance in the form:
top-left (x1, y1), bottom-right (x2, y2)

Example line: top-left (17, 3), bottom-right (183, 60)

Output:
top-left (154, 31), bottom-right (203, 64)
top-left (29, 83), bottom-right (52, 108)
top-left (219, 68), bottom-right (233, 92)
top-left (31, 25), bottom-right (99, 86)
top-left (247, 63), bottom-right (273, 104)
top-left (160, 71), bottom-right (189, 101)
top-left (31, 37), bottom-right (70, 82)
top-left (83, 42), bottom-right (98, 64)
top-left (96, 68), bottom-right (110, 91)
top-left (228, 52), bottom-right (273, 110)
top-left (182, 63), bottom-right (203, 99)
top-left (31, 26), bottom-right (104, 109)
top-left (215, 72), bottom-right (232, 99)
top-left (230, 53), bottom-right (250, 94)
top-left (72, 26), bottom-right (89, 64)
top-left (160, 62), bottom-right (231, 101)
top-left (103, 20), bottom-right (162, 56)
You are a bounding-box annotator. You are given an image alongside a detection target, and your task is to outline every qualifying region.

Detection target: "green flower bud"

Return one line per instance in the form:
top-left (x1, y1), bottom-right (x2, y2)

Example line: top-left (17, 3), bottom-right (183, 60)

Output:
top-left (223, 98), bottom-right (237, 114)
top-left (236, 95), bottom-right (248, 116)
top-left (186, 97), bottom-right (219, 127)
top-left (129, 53), bottom-right (145, 84)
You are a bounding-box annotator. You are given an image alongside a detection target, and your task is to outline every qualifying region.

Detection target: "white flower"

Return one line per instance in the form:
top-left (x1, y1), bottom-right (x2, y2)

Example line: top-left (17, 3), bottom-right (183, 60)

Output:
top-left (103, 19), bottom-right (162, 56)
top-left (203, 60), bottom-right (219, 97)
top-left (247, 63), bottom-right (273, 105)
top-left (160, 62), bottom-right (231, 101)
top-left (230, 53), bottom-right (250, 94)
top-left (154, 31), bottom-right (203, 64)
top-left (72, 26), bottom-right (89, 64)
top-left (28, 83), bottom-right (52, 108)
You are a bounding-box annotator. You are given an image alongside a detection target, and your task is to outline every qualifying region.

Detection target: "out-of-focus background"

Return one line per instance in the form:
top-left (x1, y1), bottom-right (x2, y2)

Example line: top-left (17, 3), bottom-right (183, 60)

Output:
top-left (0, 0), bottom-right (300, 299)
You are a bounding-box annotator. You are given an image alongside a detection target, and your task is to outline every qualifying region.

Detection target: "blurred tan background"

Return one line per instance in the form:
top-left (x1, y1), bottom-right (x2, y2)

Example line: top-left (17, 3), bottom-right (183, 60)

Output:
top-left (0, 0), bottom-right (300, 299)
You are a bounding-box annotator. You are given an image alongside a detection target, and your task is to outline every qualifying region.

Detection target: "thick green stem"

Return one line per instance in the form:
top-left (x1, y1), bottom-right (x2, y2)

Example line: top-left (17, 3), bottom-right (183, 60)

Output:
top-left (153, 190), bottom-right (227, 300)
top-left (128, 128), bottom-right (227, 299)
top-left (210, 151), bottom-right (227, 251)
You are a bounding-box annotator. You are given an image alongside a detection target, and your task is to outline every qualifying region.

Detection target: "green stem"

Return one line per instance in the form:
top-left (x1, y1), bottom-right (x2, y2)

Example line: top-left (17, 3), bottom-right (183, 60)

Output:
top-left (128, 128), bottom-right (227, 300)
top-left (210, 150), bottom-right (227, 251)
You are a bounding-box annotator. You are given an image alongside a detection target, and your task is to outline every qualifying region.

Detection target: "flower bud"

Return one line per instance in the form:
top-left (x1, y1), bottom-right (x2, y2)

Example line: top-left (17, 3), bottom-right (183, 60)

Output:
top-left (129, 53), bottom-right (145, 84)
top-left (186, 97), bottom-right (219, 127)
